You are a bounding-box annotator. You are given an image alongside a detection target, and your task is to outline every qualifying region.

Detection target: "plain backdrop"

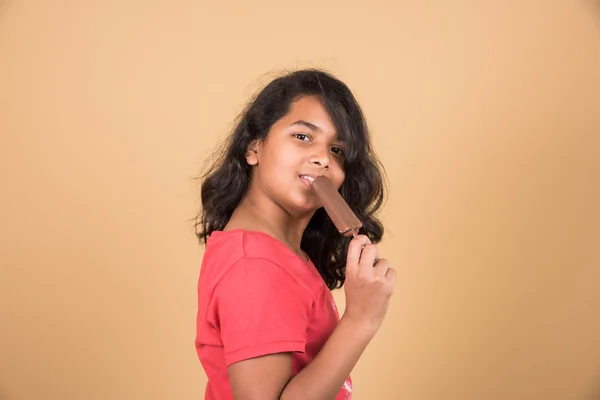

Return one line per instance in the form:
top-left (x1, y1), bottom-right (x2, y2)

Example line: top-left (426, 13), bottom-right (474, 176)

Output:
top-left (1, 1), bottom-right (600, 399)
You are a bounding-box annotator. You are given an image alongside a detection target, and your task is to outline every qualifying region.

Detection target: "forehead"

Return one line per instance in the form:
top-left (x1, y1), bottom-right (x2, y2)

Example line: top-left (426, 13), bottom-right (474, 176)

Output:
top-left (280, 96), bottom-right (338, 138)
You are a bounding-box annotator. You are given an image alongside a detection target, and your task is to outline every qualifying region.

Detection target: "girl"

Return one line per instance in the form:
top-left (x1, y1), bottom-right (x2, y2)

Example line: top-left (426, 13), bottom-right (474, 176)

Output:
top-left (194, 69), bottom-right (396, 400)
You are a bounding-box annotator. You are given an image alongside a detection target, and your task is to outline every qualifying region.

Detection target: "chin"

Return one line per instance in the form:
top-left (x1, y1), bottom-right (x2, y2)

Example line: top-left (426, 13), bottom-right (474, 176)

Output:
top-left (288, 197), bottom-right (319, 216)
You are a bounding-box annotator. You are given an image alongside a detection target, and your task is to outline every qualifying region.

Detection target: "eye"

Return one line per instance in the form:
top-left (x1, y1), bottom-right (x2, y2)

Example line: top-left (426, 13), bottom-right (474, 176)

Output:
top-left (293, 133), bottom-right (310, 142)
top-left (331, 146), bottom-right (345, 157)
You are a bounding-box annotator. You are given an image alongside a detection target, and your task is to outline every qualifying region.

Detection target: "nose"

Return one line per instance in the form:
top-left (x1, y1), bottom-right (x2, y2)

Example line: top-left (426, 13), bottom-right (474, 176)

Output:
top-left (309, 148), bottom-right (330, 169)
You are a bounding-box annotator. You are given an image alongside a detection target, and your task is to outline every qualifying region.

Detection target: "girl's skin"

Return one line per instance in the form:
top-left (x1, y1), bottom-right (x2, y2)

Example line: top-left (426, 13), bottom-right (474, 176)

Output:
top-left (224, 95), bottom-right (396, 400)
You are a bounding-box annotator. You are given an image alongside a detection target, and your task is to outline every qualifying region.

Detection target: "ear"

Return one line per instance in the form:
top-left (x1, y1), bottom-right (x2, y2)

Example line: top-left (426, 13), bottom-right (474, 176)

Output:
top-left (245, 140), bottom-right (260, 166)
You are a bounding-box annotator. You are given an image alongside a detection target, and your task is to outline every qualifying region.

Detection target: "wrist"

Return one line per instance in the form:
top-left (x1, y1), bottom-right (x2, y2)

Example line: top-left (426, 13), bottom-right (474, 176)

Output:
top-left (339, 313), bottom-right (380, 341)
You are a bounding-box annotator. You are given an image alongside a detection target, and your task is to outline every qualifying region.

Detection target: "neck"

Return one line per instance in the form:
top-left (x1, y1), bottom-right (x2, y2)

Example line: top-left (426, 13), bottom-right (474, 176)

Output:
top-left (225, 186), bottom-right (314, 256)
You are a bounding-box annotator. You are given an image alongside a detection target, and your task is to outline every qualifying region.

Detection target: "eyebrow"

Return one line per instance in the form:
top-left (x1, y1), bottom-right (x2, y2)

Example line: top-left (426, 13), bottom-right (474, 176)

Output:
top-left (290, 120), bottom-right (322, 131)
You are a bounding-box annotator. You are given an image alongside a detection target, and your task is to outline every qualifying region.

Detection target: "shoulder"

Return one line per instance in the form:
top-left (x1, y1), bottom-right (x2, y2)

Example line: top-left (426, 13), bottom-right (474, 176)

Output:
top-left (206, 232), bottom-right (315, 322)
top-left (204, 229), bottom-right (293, 269)
top-left (202, 229), bottom-right (322, 298)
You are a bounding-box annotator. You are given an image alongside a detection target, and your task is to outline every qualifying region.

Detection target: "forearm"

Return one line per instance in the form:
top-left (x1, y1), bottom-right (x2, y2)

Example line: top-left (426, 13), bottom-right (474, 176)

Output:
top-left (280, 315), bottom-right (377, 400)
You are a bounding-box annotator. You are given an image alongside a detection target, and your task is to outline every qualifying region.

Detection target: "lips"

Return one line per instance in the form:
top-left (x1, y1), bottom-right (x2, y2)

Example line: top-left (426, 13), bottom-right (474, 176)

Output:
top-left (299, 175), bottom-right (318, 188)
top-left (300, 175), bottom-right (316, 184)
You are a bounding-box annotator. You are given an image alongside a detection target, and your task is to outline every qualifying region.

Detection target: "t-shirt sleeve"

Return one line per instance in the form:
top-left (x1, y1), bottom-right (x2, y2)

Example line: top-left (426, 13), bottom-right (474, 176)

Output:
top-left (208, 257), bottom-right (313, 366)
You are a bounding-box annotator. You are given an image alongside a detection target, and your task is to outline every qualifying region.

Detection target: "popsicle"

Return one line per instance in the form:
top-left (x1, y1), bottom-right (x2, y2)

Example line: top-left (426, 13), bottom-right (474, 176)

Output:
top-left (311, 175), bottom-right (362, 237)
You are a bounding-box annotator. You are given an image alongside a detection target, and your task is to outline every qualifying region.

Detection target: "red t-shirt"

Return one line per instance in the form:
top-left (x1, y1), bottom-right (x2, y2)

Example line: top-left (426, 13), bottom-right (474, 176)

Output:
top-left (195, 229), bottom-right (352, 399)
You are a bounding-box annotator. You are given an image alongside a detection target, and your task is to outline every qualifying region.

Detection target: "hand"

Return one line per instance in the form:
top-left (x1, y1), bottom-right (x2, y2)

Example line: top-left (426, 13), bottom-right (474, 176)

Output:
top-left (343, 235), bottom-right (396, 335)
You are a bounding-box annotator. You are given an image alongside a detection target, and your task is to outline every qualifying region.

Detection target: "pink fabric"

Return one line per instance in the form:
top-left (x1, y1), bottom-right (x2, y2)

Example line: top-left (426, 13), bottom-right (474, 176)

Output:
top-left (196, 229), bottom-right (352, 399)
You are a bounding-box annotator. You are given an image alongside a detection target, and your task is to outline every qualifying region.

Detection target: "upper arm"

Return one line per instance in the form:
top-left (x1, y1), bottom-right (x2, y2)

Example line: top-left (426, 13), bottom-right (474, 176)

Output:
top-left (208, 258), bottom-right (312, 396)
top-left (228, 352), bottom-right (293, 400)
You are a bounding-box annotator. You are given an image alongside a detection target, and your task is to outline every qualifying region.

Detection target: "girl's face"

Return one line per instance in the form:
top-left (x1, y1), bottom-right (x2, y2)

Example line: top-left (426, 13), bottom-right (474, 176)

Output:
top-left (246, 95), bottom-right (346, 215)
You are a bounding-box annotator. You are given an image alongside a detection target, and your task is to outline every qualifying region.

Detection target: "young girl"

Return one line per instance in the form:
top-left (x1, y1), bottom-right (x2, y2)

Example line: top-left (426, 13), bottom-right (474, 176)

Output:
top-left (194, 69), bottom-right (396, 400)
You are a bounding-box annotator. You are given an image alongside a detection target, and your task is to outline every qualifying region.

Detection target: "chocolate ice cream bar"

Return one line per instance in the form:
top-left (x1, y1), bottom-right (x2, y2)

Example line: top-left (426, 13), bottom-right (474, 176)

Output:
top-left (311, 176), bottom-right (362, 237)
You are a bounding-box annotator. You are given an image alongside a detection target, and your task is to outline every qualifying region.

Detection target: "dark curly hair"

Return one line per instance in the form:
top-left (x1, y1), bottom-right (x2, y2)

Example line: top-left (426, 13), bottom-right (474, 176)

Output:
top-left (194, 69), bottom-right (387, 290)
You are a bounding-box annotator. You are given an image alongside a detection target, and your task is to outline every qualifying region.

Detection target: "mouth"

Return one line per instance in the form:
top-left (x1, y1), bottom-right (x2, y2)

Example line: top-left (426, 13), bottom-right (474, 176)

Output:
top-left (299, 175), bottom-right (316, 187)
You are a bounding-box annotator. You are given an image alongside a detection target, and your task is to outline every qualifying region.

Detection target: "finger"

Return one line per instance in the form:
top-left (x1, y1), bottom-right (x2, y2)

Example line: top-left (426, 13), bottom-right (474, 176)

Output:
top-left (346, 235), bottom-right (372, 269)
top-left (358, 244), bottom-right (380, 269)
top-left (373, 258), bottom-right (389, 277)
top-left (385, 268), bottom-right (397, 285)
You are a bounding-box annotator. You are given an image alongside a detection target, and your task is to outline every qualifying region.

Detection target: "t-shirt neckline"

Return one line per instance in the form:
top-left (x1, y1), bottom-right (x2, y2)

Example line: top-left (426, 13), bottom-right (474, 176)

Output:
top-left (210, 229), bottom-right (312, 264)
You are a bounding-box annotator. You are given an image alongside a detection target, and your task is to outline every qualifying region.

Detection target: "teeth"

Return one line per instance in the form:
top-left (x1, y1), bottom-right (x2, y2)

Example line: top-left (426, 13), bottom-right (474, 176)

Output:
top-left (301, 175), bottom-right (315, 183)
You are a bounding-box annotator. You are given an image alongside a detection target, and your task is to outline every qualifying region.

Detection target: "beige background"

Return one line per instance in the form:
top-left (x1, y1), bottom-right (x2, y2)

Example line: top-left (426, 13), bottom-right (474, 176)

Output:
top-left (1, 1), bottom-right (600, 399)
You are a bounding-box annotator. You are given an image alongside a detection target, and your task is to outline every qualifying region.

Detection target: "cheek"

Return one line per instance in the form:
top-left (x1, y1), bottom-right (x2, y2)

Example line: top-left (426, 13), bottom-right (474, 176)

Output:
top-left (331, 167), bottom-right (345, 190)
top-left (261, 148), bottom-right (295, 182)
top-left (261, 143), bottom-right (287, 169)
